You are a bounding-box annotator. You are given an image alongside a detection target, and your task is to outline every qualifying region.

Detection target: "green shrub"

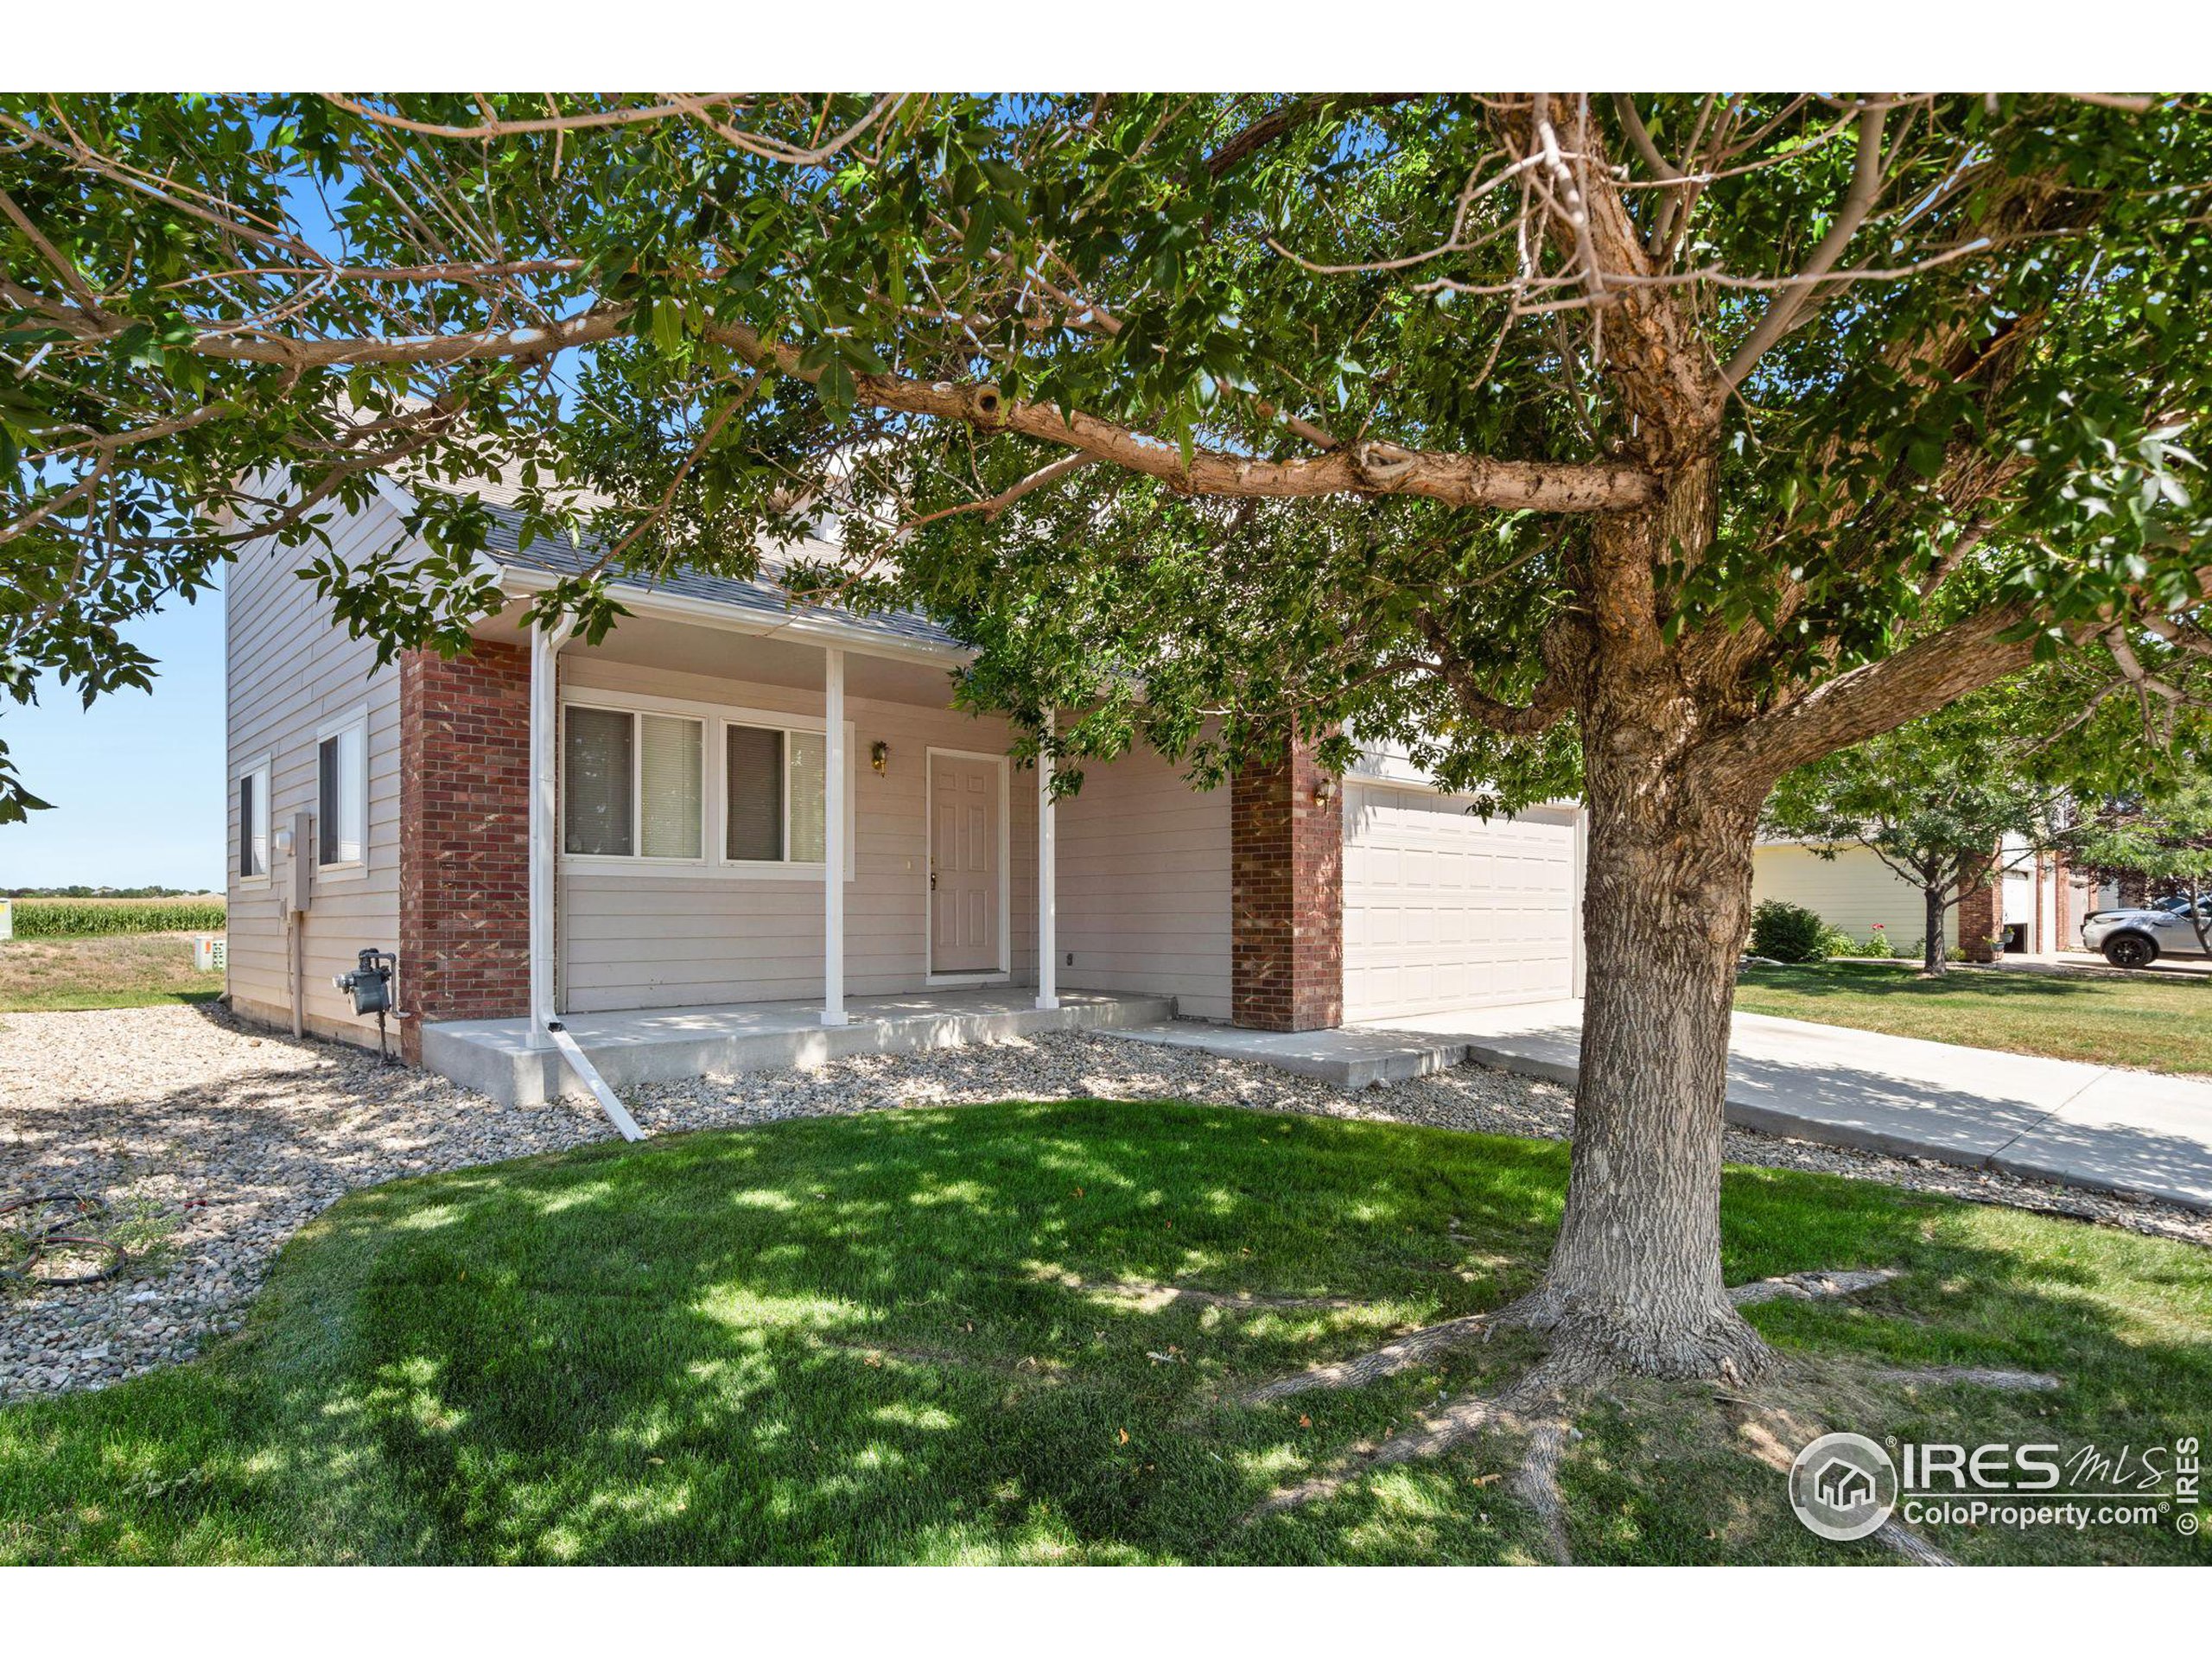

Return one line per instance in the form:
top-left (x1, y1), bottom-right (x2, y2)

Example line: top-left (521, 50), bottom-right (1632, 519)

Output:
top-left (1749, 899), bottom-right (1829, 962)
top-left (1815, 923), bottom-right (1863, 958)
top-left (7, 895), bottom-right (226, 938)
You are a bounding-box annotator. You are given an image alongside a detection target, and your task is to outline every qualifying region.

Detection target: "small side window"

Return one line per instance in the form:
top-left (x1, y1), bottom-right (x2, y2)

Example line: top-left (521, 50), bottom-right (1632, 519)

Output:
top-left (238, 764), bottom-right (269, 879)
top-left (317, 720), bottom-right (365, 867)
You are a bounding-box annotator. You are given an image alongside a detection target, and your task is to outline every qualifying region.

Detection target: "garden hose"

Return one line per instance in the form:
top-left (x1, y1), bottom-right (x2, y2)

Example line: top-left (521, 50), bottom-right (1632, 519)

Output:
top-left (0, 1191), bottom-right (129, 1287)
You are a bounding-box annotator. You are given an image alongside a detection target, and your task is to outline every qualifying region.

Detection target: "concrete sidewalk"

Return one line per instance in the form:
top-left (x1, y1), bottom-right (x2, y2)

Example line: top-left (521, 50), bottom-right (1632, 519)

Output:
top-left (1109, 1001), bottom-right (2212, 1213)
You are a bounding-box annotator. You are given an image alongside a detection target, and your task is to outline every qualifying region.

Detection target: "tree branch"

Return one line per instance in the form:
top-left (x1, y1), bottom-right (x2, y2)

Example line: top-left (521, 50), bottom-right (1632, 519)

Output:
top-left (1205, 94), bottom-right (1416, 179)
top-left (1721, 104), bottom-right (1888, 388)
top-left (136, 300), bottom-right (1655, 513)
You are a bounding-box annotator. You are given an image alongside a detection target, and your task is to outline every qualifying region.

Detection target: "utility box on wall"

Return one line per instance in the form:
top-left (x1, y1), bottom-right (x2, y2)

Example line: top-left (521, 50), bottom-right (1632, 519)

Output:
top-left (283, 810), bottom-right (313, 916)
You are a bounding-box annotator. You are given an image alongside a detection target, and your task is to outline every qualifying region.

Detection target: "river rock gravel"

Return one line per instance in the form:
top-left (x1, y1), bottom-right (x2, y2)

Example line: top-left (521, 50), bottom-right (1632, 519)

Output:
top-left (4, 1002), bottom-right (2205, 1405)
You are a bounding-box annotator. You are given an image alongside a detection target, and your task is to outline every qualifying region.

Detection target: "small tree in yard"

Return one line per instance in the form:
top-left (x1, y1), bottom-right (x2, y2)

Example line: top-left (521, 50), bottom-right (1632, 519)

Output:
top-left (1764, 706), bottom-right (2061, 975)
top-left (2070, 779), bottom-right (2212, 956)
top-left (10, 93), bottom-right (2212, 1457)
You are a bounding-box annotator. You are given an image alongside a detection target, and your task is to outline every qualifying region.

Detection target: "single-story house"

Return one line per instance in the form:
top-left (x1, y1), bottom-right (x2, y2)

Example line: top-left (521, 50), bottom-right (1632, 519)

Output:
top-left (226, 479), bottom-right (1586, 1102)
top-left (1751, 836), bottom-right (2111, 960)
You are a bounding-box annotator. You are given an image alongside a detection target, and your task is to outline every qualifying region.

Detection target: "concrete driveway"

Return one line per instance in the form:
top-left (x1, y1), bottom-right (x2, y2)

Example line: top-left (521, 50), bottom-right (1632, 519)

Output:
top-left (1366, 1001), bottom-right (2212, 1214)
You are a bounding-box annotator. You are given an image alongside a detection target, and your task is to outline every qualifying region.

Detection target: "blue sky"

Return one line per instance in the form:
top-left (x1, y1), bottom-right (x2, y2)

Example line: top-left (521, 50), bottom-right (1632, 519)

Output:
top-left (0, 581), bottom-right (226, 891)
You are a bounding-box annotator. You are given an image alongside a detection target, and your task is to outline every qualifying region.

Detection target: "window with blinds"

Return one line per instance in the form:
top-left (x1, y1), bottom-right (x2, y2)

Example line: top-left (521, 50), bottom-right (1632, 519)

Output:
top-left (238, 766), bottom-right (267, 879)
top-left (724, 724), bottom-right (784, 861)
top-left (564, 706), bottom-right (705, 861)
top-left (787, 731), bottom-right (827, 863)
top-left (564, 705), bottom-right (634, 856)
top-left (639, 714), bottom-right (702, 859)
top-left (560, 701), bottom-right (835, 868)
top-left (726, 722), bottom-right (830, 864)
top-left (316, 721), bottom-right (365, 867)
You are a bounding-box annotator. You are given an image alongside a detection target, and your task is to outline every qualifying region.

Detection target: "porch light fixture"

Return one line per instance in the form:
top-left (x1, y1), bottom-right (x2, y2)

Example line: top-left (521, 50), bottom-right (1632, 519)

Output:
top-left (1313, 777), bottom-right (1338, 806)
top-left (870, 740), bottom-right (889, 775)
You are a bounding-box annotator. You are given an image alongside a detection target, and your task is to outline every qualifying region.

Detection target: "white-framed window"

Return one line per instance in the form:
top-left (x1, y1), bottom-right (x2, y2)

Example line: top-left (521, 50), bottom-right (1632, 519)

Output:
top-left (315, 709), bottom-right (368, 874)
top-left (721, 720), bottom-right (828, 865)
top-left (563, 702), bottom-right (705, 861)
top-left (558, 688), bottom-right (852, 879)
top-left (236, 756), bottom-right (270, 884)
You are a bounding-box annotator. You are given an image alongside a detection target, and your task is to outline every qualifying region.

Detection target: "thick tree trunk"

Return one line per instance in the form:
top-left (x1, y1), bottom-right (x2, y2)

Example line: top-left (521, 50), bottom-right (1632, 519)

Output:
top-left (1516, 737), bottom-right (1773, 1378)
top-left (1923, 886), bottom-right (1949, 976)
top-left (1510, 454), bottom-right (1773, 1379)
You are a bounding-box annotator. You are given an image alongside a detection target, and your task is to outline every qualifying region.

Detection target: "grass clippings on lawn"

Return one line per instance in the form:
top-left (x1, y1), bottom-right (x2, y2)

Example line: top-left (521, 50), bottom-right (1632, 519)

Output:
top-left (0, 933), bottom-right (222, 1013)
top-left (1734, 959), bottom-right (2212, 1076)
top-left (3, 1100), bottom-right (2205, 1565)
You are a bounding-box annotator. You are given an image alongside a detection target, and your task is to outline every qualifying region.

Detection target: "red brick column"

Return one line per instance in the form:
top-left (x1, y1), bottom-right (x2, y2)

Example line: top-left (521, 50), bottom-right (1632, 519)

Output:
top-left (1230, 736), bottom-right (1344, 1032)
top-left (1955, 850), bottom-right (2000, 964)
top-left (397, 642), bottom-right (533, 1061)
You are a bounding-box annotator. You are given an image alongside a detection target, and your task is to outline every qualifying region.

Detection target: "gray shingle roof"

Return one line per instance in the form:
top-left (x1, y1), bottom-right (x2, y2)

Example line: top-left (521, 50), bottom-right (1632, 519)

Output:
top-left (476, 503), bottom-right (965, 653)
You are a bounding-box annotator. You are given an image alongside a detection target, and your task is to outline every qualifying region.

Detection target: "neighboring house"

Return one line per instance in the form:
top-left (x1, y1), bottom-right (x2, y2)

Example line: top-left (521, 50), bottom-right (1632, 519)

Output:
top-left (225, 480), bottom-right (1586, 1099)
top-left (1751, 836), bottom-right (2111, 960)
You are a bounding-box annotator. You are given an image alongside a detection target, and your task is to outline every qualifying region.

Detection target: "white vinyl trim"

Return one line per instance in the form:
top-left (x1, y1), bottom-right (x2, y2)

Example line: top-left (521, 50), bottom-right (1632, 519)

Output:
top-left (312, 704), bottom-right (370, 882)
top-left (235, 753), bottom-right (271, 888)
top-left (556, 689), bottom-right (855, 880)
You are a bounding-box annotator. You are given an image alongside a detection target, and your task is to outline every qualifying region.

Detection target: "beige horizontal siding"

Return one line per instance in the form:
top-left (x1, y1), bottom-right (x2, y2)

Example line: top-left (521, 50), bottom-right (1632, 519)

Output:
top-left (1056, 746), bottom-right (1232, 1020)
top-left (1751, 844), bottom-right (1957, 950)
top-left (224, 499), bottom-right (404, 1044)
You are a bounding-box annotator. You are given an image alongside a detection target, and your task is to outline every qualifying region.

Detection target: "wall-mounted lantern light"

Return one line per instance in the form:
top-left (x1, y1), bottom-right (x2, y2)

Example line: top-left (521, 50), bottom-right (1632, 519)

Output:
top-left (870, 740), bottom-right (890, 775)
top-left (1313, 777), bottom-right (1338, 806)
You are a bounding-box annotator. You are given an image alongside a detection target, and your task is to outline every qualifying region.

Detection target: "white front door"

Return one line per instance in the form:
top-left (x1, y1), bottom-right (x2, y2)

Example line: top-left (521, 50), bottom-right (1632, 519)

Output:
top-left (931, 754), bottom-right (1001, 974)
top-left (1343, 787), bottom-right (1580, 1021)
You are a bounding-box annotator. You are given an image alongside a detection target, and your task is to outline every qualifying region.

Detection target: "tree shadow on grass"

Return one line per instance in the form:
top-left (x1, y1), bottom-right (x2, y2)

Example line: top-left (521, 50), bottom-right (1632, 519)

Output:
top-left (4, 1099), bottom-right (2209, 1564)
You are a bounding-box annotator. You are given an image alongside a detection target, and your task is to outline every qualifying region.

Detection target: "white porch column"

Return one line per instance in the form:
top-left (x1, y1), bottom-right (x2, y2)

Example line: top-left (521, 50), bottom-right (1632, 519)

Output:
top-left (1036, 709), bottom-right (1058, 1010)
top-left (527, 620), bottom-right (562, 1048)
top-left (822, 646), bottom-right (848, 1027)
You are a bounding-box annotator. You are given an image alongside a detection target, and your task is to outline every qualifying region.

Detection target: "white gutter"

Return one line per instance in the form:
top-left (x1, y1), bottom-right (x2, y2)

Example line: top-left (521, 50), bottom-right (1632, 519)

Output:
top-left (1037, 707), bottom-right (1058, 1011)
top-left (527, 618), bottom-right (569, 1050)
top-left (545, 1022), bottom-right (645, 1141)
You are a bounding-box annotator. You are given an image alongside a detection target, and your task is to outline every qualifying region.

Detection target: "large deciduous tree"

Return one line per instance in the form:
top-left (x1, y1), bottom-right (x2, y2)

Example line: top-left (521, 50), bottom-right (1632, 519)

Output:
top-left (6, 93), bottom-right (2212, 1388)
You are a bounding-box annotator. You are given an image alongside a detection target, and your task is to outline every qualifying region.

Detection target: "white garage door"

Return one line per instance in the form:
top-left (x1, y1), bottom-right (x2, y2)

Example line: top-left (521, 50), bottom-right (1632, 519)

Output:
top-left (1343, 787), bottom-right (1580, 1022)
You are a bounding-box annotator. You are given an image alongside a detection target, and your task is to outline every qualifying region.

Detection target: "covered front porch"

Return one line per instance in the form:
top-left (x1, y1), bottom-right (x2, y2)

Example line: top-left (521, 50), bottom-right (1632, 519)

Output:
top-left (397, 518), bottom-right (1237, 1106)
top-left (421, 986), bottom-right (1176, 1108)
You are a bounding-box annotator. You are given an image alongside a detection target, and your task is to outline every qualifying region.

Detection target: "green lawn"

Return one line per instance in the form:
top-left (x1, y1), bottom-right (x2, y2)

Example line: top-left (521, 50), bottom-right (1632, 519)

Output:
top-left (1734, 959), bottom-right (2212, 1075)
top-left (4, 1101), bottom-right (2206, 1565)
top-left (0, 932), bottom-right (222, 1012)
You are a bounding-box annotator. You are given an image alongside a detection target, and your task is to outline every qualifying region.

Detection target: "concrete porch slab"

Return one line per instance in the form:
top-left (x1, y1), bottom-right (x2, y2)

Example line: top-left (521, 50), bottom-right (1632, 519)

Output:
top-left (421, 988), bottom-right (1176, 1107)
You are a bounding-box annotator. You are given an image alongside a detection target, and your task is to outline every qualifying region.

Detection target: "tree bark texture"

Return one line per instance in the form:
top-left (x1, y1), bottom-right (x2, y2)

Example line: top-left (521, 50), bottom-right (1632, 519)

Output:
top-left (1923, 884), bottom-right (1949, 976)
top-left (1512, 459), bottom-right (1776, 1378)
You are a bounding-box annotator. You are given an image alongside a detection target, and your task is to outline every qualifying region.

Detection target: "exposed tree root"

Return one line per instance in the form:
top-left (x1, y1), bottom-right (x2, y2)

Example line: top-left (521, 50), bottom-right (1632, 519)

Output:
top-left (1729, 1268), bottom-right (1902, 1306)
top-left (1239, 1311), bottom-right (1497, 1405)
top-left (1719, 1389), bottom-right (1957, 1567)
top-left (1512, 1417), bottom-right (1573, 1564)
top-left (1872, 1364), bottom-right (2061, 1392)
top-left (1249, 1357), bottom-right (1581, 1522)
top-left (1031, 1268), bottom-right (1362, 1313)
top-left (1239, 1263), bottom-right (1937, 1556)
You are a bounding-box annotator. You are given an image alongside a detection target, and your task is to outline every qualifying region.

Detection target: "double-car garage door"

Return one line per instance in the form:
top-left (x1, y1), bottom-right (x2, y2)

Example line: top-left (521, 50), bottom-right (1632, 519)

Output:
top-left (1342, 785), bottom-right (1581, 1022)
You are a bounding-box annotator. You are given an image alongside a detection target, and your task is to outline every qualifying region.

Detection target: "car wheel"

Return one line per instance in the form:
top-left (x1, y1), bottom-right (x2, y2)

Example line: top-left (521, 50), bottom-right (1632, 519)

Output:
top-left (2103, 933), bottom-right (2158, 969)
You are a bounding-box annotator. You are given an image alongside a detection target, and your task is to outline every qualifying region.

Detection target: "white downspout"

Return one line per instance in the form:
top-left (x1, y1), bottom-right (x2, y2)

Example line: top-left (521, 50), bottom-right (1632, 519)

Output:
top-left (1036, 708), bottom-right (1058, 1011)
top-left (528, 618), bottom-right (566, 1050)
top-left (822, 645), bottom-right (848, 1027)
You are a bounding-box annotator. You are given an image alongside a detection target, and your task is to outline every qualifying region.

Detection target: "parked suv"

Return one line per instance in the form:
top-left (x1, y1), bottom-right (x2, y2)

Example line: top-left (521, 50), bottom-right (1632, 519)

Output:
top-left (2082, 899), bottom-right (2210, 968)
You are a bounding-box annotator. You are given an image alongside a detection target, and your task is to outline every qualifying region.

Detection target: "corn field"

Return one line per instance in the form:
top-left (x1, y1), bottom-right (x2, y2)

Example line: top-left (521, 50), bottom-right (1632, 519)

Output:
top-left (6, 896), bottom-right (226, 938)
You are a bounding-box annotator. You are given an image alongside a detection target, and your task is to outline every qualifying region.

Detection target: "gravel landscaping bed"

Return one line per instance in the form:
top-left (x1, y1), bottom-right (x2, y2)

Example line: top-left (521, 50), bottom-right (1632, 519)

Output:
top-left (6, 1003), bottom-right (2207, 1406)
